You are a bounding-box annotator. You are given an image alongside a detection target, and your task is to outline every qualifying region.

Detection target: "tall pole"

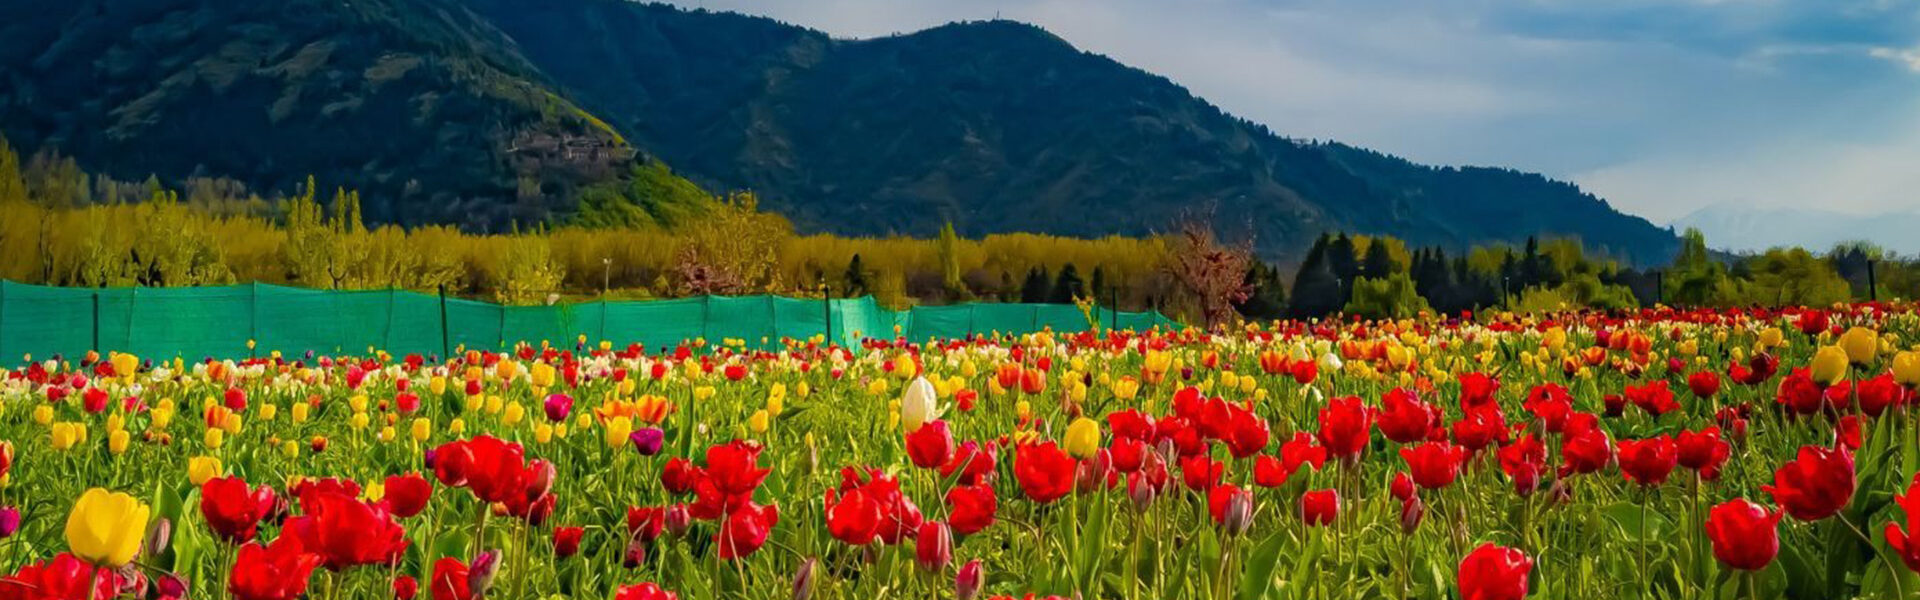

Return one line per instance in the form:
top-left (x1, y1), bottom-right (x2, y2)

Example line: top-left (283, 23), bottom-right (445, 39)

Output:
top-left (821, 279), bottom-right (833, 349)
top-left (91, 289), bottom-right (101, 354)
top-left (1868, 259), bottom-right (1878, 302)
top-left (438, 284), bottom-right (452, 360)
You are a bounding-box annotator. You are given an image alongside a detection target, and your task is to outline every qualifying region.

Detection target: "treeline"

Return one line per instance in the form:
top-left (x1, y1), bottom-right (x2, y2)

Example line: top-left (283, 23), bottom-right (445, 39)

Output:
top-left (1, 134), bottom-right (1912, 319)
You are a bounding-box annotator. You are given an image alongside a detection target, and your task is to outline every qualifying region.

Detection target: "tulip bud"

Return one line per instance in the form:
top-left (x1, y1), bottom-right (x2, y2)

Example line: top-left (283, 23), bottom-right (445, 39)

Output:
top-left (955, 559), bottom-right (985, 600)
top-left (665, 504), bottom-right (692, 537)
top-left (1399, 495), bottom-right (1425, 534)
top-left (629, 427), bottom-right (665, 456)
top-left (157, 573), bottom-right (188, 599)
top-left (791, 557), bottom-right (817, 600)
top-left (0, 506), bottom-right (19, 538)
top-left (1127, 475), bottom-right (1157, 512)
top-left (623, 536), bottom-right (647, 569)
top-left (1222, 489), bottom-right (1254, 536)
top-left (916, 521), bottom-right (953, 572)
top-left (468, 549), bottom-right (501, 595)
top-left (394, 575), bottom-right (419, 600)
top-left (143, 517), bottom-right (173, 557)
top-left (544, 393), bottom-right (573, 422)
top-left (527, 459), bottom-right (557, 498)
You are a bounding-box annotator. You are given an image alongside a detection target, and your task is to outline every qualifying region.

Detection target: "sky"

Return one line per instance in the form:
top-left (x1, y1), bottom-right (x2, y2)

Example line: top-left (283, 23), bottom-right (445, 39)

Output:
top-left (665, 0), bottom-right (1920, 226)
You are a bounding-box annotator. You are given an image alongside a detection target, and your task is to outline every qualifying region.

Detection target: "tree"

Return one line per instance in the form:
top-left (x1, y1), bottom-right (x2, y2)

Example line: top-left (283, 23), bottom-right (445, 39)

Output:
top-left (1668, 228), bottom-right (1727, 307)
top-left (936, 222), bottom-right (966, 297)
top-left (1164, 213), bottom-right (1253, 330)
top-left (1234, 261), bottom-right (1288, 320)
top-left (1050, 263), bottom-right (1085, 304)
top-left (1360, 240), bottom-right (1395, 279)
top-left (674, 191), bottom-right (789, 295)
top-left (1343, 273), bottom-right (1430, 319)
top-left (1020, 267), bottom-right (1052, 303)
top-left (1290, 235), bottom-right (1344, 318)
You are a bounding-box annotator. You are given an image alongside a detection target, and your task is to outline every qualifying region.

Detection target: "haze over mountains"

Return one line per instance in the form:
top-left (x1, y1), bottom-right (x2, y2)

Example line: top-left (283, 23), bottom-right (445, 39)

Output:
top-left (1672, 204), bottom-right (1920, 256)
top-left (0, 0), bottom-right (1680, 263)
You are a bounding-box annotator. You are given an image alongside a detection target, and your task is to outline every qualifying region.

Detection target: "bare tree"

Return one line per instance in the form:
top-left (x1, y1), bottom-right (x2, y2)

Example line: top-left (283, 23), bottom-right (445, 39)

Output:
top-left (1164, 209), bottom-right (1254, 330)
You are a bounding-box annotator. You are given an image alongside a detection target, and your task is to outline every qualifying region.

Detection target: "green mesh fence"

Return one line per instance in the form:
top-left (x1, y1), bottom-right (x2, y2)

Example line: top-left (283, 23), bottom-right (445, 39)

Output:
top-left (0, 281), bottom-right (1180, 360)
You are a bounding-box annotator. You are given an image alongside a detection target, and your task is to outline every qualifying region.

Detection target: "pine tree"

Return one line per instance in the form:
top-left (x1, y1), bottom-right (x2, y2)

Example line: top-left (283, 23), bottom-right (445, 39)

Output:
top-left (843, 254), bottom-right (869, 297)
top-left (1020, 267), bottom-right (1052, 303)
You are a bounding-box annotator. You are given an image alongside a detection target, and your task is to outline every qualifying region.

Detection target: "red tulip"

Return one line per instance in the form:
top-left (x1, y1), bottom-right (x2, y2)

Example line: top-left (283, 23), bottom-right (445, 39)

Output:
top-left (824, 487), bottom-right (881, 546)
top-left (1763, 445), bottom-right (1855, 521)
top-left (1458, 543), bottom-right (1532, 600)
top-left (834, 468), bottom-right (921, 544)
top-left (716, 502), bottom-right (778, 560)
top-left (431, 436), bottom-right (530, 505)
top-left (905, 420), bottom-right (956, 469)
top-left (1558, 425), bottom-right (1613, 478)
top-left (1378, 388), bottom-right (1438, 444)
top-left (1300, 489), bottom-right (1339, 526)
top-left (552, 526), bottom-right (584, 558)
top-left (1686, 371), bottom-right (1720, 399)
top-left (1498, 434), bottom-right (1546, 496)
top-left (201, 476), bottom-right (278, 544)
top-left (1706, 498), bottom-right (1781, 571)
top-left (945, 484), bottom-right (997, 535)
top-left (394, 575), bottom-right (419, 600)
top-left (661, 458), bottom-right (702, 495)
top-left (1179, 455), bottom-right (1224, 491)
top-left (1400, 441), bottom-right (1466, 490)
top-left (229, 537), bottom-right (324, 600)
top-left (1675, 427), bottom-right (1731, 481)
top-left (1316, 396), bottom-right (1373, 462)
top-left (1014, 442), bottom-right (1077, 503)
top-left (1390, 472), bottom-right (1416, 501)
top-left (429, 557), bottom-right (472, 600)
top-left (915, 521), bottom-right (953, 572)
top-left (1857, 373), bottom-right (1910, 417)
top-left (1457, 372), bottom-right (1500, 409)
top-left (940, 441), bottom-right (998, 485)
top-left (1221, 407), bottom-right (1271, 459)
top-left (0, 553), bottom-right (125, 600)
top-left (614, 582), bottom-right (679, 600)
top-left (1617, 435), bottom-right (1678, 487)
top-left (1522, 384), bottom-right (1572, 433)
top-left (281, 489), bottom-right (410, 571)
top-left (1625, 380), bottom-right (1678, 416)
top-left (1886, 475), bottom-right (1920, 573)
top-left (1451, 404), bottom-right (1508, 453)
top-left (382, 473), bottom-right (433, 518)
top-left (1776, 368), bottom-right (1823, 416)
top-left (1209, 484), bottom-right (1254, 534)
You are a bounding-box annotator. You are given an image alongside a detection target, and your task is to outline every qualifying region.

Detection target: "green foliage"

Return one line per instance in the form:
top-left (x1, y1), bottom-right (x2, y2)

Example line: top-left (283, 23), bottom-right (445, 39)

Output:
top-left (1343, 273), bottom-right (1430, 319)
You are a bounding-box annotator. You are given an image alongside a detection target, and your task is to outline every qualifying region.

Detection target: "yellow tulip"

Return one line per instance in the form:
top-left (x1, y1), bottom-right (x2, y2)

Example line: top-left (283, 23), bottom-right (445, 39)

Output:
top-left (748, 409), bottom-right (770, 434)
top-left (534, 423), bottom-right (554, 444)
top-left (530, 362), bottom-right (556, 389)
top-left (349, 394), bottom-right (369, 413)
top-left (110, 353), bottom-right (139, 380)
top-left (33, 405), bottom-right (53, 425)
top-left (50, 422), bottom-right (82, 450)
top-left (485, 395), bottom-right (504, 415)
top-left (108, 430), bottom-right (129, 455)
top-left (1112, 376), bottom-right (1140, 400)
top-left (105, 414), bottom-right (124, 434)
top-left (796, 382), bottom-right (811, 398)
top-left (606, 416), bottom-right (634, 448)
top-left (378, 426), bottom-right (397, 442)
top-left (411, 418), bottom-right (432, 442)
top-left (430, 376), bottom-right (447, 395)
top-left (1063, 417), bottom-right (1101, 460)
top-left (291, 403), bottom-right (310, 423)
top-left (1894, 351), bottom-right (1920, 387)
top-left (349, 413), bottom-right (370, 431)
top-left (204, 428), bottom-right (224, 450)
top-left (1758, 327), bottom-right (1784, 348)
top-left (694, 386), bottom-right (716, 402)
top-left (187, 456), bottom-right (222, 485)
top-left (65, 488), bottom-right (150, 566)
top-left (1841, 327), bottom-right (1879, 364)
top-left (1811, 345), bottom-right (1849, 386)
top-left (280, 440), bottom-right (299, 459)
top-left (449, 418), bottom-right (466, 435)
top-left (503, 401), bottom-right (525, 426)
top-left (258, 403), bottom-right (276, 421)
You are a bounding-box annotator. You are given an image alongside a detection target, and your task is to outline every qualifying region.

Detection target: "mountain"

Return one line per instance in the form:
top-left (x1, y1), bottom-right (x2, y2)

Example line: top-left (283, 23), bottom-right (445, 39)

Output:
top-left (0, 0), bottom-right (1680, 263)
top-left (0, 0), bottom-right (708, 229)
top-left (1673, 204), bottom-right (1920, 256)
top-left (460, 0), bottom-right (1678, 263)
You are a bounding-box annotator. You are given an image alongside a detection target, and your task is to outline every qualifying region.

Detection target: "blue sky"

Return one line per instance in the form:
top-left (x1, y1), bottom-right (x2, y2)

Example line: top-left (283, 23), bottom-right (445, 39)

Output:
top-left (666, 0), bottom-right (1920, 224)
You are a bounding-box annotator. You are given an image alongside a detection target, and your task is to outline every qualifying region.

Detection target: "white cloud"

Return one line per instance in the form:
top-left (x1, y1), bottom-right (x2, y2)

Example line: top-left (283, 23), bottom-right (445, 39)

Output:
top-left (1870, 45), bottom-right (1920, 71)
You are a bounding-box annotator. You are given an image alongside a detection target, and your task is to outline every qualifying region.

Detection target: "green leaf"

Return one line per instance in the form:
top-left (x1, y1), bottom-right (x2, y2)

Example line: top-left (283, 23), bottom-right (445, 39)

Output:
top-left (1237, 529), bottom-right (1291, 600)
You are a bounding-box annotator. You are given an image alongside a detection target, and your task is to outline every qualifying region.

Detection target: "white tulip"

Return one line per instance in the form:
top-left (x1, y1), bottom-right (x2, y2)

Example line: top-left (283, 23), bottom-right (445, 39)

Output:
top-left (901, 376), bottom-right (941, 431)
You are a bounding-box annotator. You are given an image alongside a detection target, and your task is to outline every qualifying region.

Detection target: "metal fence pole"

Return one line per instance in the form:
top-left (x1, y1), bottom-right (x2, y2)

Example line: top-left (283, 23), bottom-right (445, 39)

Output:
top-left (438, 284), bottom-right (451, 359)
top-left (91, 289), bottom-right (100, 354)
top-left (823, 284), bottom-right (834, 348)
top-left (1868, 259), bottom-right (1878, 301)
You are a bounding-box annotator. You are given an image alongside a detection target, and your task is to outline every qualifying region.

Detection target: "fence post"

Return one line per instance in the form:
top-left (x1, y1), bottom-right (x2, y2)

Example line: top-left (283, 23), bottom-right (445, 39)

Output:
top-left (599, 296), bottom-right (609, 346)
top-left (1109, 284), bottom-right (1118, 331)
top-left (91, 288), bottom-right (101, 354)
top-left (438, 285), bottom-right (452, 359)
top-left (823, 285), bottom-right (833, 348)
top-left (249, 283), bottom-right (259, 359)
top-left (1868, 259), bottom-right (1878, 302)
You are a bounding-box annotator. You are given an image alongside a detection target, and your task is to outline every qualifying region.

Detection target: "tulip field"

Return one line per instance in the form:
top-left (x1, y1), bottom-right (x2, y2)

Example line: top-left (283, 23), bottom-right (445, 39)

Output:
top-left (9, 306), bottom-right (1920, 600)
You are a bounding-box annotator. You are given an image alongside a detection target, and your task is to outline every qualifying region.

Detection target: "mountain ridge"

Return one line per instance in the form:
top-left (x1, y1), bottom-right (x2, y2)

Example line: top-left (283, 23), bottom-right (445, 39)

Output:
top-left (0, 0), bottom-right (1680, 263)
